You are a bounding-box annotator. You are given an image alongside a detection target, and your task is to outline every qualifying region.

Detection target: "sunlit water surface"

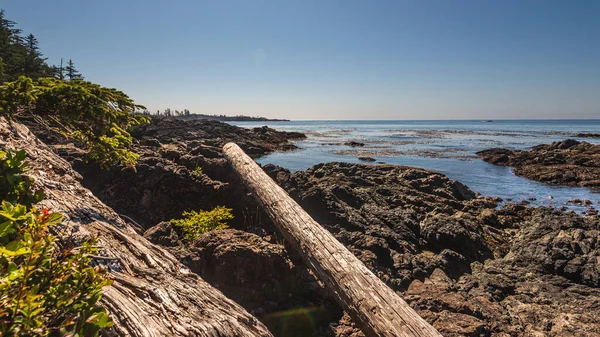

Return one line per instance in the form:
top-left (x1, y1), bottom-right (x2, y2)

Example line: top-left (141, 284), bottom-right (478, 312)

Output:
top-left (230, 120), bottom-right (600, 212)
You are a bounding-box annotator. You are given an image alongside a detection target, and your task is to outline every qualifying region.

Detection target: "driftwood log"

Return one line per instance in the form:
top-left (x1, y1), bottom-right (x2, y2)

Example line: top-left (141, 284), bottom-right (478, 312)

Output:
top-left (224, 142), bottom-right (442, 337)
top-left (0, 117), bottom-right (273, 337)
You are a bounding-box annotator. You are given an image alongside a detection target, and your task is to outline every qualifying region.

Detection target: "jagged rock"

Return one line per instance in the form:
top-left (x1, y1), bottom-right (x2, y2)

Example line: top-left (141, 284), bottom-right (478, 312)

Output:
top-left (263, 162), bottom-right (501, 288)
top-left (143, 221), bottom-right (183, 247)
top-left (19, 114), bottom-right (600, 336)
top-left (35, 117), bottom-right (306, 229)
top-left (264, 162), bottom-right (600, 336)
top-left (478, 139), bottom-right (600, 187)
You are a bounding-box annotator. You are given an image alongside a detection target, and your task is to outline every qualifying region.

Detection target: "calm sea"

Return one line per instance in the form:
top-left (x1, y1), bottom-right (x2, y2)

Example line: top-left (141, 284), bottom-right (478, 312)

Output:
top-left (230, 120), bottom-right (600, 210)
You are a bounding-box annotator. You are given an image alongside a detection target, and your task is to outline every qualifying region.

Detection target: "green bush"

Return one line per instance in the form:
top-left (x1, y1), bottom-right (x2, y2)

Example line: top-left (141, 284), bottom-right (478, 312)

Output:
top-left (0, 149), bottom-right (112, 336)
top-left (0, 76), bottom-right (149, 167)
top-left (170, 206), bottom-right (233, 242)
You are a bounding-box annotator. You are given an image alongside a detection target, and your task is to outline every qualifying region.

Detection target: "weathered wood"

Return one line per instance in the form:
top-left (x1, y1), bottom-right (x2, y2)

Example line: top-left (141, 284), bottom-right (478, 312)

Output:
top-left (0, 118), bottom-right (273, 337)
top-left (224, 142), bottom-right (442, 337)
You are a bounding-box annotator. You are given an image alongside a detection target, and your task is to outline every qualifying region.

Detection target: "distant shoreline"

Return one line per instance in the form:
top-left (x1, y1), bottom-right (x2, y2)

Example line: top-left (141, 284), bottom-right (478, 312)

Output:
top-left (172, 114), bottom-right (289, 122)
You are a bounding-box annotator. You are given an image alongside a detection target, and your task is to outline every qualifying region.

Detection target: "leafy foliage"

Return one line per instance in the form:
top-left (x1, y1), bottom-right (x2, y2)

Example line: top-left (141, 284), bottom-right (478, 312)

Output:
top-left (0, 150), bottom-right (43, 206)
top-left (170, 206), bottom-right (233, 242)
top-left (0, 76), bottom-right (149, 167)
top-left (0, 149), bottom-right (113, 336)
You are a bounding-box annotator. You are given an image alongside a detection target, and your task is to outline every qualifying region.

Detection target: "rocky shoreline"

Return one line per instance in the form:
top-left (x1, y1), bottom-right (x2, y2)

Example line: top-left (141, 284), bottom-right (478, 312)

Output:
top-left (26, 118), bottom-right (600, 336)
top-left (478, 139), bottom-right (600, 188)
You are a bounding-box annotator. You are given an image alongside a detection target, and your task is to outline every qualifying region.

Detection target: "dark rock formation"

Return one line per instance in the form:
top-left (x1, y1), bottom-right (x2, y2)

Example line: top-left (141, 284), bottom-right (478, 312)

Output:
top-left (357, 156), bottom-right (376, 162)
top-left (478, 139), bottom-right (600, 187)
top-left (263, 162), bottom-right (499, 286)
top-left (576, 133), bottom-right (600, 138)
top-left (344, 141), bottom-right (365, 147)
top-left (22, 114), bottom-right (600, 336)
top-left (35, 117), bottom-right (305, 229)
top-left (406, 208), bottom-right (600, 336)
top-left (262, 162), bottom-right (600, 335)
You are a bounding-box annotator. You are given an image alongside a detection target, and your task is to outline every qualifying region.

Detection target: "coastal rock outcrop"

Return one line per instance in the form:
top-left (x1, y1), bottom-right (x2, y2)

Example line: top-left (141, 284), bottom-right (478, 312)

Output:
top-left (23, 115), bottom-right (600, 336)
top-left (264, 162), bottom-right (600, 335)
top-left (478, 139), bottom-right (600, 187)
top-left (33, 117), bottom-right (306, 229)
top-left (263, 162), bottom-right (502, 286)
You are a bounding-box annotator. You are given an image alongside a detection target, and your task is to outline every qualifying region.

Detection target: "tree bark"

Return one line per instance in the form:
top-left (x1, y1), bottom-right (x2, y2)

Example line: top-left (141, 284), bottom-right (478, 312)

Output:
top-left (224, 142), bottom-right (442, 337)
top-left (0, 117), bottom-right (273, 337)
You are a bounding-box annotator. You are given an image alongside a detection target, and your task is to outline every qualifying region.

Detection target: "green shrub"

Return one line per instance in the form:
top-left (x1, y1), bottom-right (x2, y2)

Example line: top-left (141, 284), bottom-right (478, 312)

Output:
top-left (170, 206), bottom-right (233, 242)
top-left (0, 149), bottom-right (112, 336)
top-left (0, 150), bottom-right (43, 206)
top-left (0, 76), bottom-right (149, 168)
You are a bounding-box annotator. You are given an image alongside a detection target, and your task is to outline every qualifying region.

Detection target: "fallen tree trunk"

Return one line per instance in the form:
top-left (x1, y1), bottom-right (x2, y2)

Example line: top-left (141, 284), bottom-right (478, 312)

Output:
top-left (0, 117), bottom-right (273, 337)
top-left (224, 142), bottom-right (442, 337)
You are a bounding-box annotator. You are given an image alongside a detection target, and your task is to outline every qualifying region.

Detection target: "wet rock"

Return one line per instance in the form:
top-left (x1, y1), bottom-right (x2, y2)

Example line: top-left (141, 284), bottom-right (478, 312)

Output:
top-left (576, 133), bottom-right (600, 138)
top-left (357, 156), bottom-right (376, 162)
top-left (568, 198), bottom-right (593, 206)
top-left (478, 139), bottom-right (600, 187)
top-left (344, 141), bottom-right (365, 147)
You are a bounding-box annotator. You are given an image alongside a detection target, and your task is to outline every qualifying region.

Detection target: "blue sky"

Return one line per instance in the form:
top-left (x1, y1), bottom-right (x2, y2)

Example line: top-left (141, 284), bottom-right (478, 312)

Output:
top-left (3, 0), bottom-right (599, 119)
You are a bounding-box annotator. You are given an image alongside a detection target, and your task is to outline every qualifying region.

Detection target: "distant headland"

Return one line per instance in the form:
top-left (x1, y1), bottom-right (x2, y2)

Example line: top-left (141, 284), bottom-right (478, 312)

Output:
top-left (177, 114), bottom-right (289, 122)
top-left (135, 109), bottom-right (289, 122)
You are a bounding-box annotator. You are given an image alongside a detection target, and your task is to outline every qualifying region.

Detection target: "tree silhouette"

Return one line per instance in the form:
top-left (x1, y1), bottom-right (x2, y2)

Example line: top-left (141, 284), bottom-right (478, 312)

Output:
top-left (23, 34), bottom-right (49, 78)
top-left (65, 59), bottom-right (83, 80)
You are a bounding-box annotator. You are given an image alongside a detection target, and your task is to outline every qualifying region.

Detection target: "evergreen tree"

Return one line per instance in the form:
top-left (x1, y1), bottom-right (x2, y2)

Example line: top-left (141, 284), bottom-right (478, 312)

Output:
top-left (59, 58), bottom-right (65, 79)
top-left (65, 59), bottom-right (83, 80)
top-left (0, 10), bottom-right (55, 81)
top-left (0, 57), bottom-right (5, 83)
top-left (23, 34), bottom-right (48, 79)
top-left (51, 58), bottom-right (65, 80)
top-left (0, 9), bottom-right (26, 80)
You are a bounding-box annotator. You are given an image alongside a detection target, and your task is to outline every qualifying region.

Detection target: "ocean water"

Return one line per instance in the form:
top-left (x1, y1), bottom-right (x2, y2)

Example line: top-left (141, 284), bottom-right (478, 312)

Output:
top-left (230, 120), bottom-right (600, 211)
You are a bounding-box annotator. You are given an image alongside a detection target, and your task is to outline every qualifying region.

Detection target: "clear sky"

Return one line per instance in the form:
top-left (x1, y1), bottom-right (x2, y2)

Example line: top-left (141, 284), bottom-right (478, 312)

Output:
top-left (2, 1), bottom-right (599, 120)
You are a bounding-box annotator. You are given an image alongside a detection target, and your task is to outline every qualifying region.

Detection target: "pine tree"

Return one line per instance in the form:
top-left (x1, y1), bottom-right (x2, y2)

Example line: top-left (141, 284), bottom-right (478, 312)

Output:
top-left (23, 34), bottom-right (48, 79)
top-left (0, 9), bottom-right (26, 80)
top-left (0, 10), bottom-right (55, 80)
top-left (0, 56), bottom-right (5, 83)
top-left (65, 59), bottom-right (83, 80)
top-left (51, 58), bottom-right (65, 80)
